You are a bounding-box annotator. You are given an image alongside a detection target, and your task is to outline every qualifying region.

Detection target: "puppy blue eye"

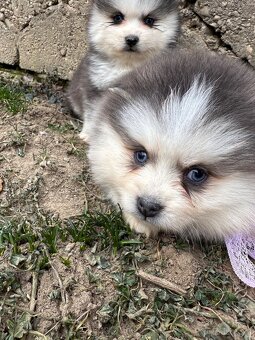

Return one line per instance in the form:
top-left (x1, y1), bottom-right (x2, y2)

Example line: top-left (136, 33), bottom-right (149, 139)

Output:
top-left (144, 17), bottom-right (155, 27)
top-left (113, 13), bottom-right (124, 24)
top-left (134, 150), bottom-right (148, 165)
top-left (185, 167), bottom-right (208, 185)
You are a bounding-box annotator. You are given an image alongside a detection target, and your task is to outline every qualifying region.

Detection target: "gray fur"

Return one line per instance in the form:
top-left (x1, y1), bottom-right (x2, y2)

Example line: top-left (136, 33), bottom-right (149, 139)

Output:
top-left (67, 52), bottom-right (103, 115)
top-left (94, 0), bottom-right (117, 14)
top-left (148, 0), bottom-right (179, 18)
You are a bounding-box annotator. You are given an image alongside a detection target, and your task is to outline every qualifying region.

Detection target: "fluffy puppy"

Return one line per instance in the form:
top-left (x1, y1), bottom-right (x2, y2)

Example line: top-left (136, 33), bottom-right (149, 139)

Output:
top-left (87, 49), bottom-right (255, 240)
top-left (67, 0), bottom-right (180, 141)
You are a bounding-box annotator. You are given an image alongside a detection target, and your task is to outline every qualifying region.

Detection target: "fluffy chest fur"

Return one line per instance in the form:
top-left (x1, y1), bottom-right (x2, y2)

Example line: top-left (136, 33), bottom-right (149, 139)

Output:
top-left (88, 54), bottom-right (136, 91)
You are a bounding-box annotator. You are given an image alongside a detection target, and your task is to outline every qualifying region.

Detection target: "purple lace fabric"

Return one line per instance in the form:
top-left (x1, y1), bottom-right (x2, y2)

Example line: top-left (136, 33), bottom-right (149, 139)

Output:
top-left (225, 234), bottom-right (255, 288)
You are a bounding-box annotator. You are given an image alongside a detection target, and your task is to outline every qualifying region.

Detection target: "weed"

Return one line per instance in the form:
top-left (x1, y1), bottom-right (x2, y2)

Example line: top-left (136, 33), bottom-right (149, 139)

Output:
top-left (66, 217), bottom-right (97, 245)
top-left (41, 223), bottom-right (60, 254)
top-left (34, 148), bottom-right (49, 166)
top-left (47, 122), bottom-right (76, 134)
top-left (66, 209), bottom-right (132, 254)
top-left (112, 270), bottom-right (138, 302)
top-left (85, 268), bottom-right (99, 284)
top-left (59, 256), bottom-right (72, 268)
top-left (9, 129), bottom-right (26, 147)
top-left (0, 270), bottom-right (20, 293)
top-left (6, 312), bottom-right (32, 338)
top-left (67, 139), bottom-right (87, 159)
top-left (0, 219), bottom-right (37, 255)
top-left (173, 237), bottom-right (191, 251)
top-left (4, 128), bottom-right (27, 157)
top-left (38, 255), bottom-right (50, 270)
top-left (49, 289), bottom-right (62, 301)
top-left (62, 316), bottom-right (87, 340)
top-left (193, 267), bottom-right (238, 311)
top-left (0, 81), bottom-right (27, 114)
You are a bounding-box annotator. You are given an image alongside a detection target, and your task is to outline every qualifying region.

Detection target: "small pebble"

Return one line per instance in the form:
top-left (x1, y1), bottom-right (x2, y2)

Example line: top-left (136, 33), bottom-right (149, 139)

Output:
top-left (60, 48), bottom-right (67, 57)
top-left (65, 243), bottom-right (75, 253)
top-left (199, 6), bottom-right (210, 17)
top-left (246, 45), bottom-right (253, 54)
top-left (48, 95), bottom-right (59, 104)
top-left (25, 93), bottom-right (34, 101)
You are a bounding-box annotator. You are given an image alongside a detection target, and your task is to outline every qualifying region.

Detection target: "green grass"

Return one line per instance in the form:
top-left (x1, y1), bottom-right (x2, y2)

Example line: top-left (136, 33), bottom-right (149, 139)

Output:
top-left (66, 209), bottom-right (139, 254)
top-left (0, 81), bottom-right (27, 114)
top-left (1, 211), bottom-right (254, 339)
top-left (0, 209), bottom-right (134, 264)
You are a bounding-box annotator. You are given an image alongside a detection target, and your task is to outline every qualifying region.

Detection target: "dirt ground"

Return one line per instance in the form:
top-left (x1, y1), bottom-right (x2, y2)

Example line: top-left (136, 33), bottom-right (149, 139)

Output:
top-left (0, 72), bottom-right (255, 339)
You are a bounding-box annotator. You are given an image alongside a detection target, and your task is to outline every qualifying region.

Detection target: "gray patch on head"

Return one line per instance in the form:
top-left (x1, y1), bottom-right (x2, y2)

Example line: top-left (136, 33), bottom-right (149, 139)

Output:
top-left (94, 0), bottom-right (117, 14)
top-left (148, 0), bottom-right (178, 17)
top-left (97, 89), bottom-right (137, 145)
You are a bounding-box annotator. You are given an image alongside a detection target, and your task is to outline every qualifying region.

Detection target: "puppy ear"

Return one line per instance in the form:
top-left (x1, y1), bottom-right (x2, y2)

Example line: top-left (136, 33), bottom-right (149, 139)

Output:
top-left (108, 87), bottom-right (132, 101)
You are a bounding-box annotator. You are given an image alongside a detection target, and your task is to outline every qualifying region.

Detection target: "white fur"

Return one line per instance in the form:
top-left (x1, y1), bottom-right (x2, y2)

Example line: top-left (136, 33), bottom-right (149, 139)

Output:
top-left (88, 54), bottom-right (135, 91)
top-left (88, 80), bottom-right (255, 240)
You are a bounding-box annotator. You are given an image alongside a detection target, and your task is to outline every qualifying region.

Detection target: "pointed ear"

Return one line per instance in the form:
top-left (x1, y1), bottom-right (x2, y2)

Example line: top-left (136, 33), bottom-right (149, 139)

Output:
top-left (108, 87), bottom-right (132, 101)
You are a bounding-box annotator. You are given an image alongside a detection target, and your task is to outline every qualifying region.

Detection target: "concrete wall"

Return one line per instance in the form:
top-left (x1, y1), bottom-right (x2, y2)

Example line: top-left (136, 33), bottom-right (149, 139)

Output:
top-left (0, 0), bottom-right (254, 79)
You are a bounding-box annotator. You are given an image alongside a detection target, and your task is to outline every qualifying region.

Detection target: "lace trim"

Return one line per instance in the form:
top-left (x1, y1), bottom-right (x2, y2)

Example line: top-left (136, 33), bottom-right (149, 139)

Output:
top-left (225, 234), bottom-right (255, 288)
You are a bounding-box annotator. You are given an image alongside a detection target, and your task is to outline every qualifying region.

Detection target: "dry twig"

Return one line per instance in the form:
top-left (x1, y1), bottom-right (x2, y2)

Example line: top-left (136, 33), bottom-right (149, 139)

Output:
top-left (43, 245), bottom-right (67, 306)
top-left (137, 269), bottom-right (187, 295)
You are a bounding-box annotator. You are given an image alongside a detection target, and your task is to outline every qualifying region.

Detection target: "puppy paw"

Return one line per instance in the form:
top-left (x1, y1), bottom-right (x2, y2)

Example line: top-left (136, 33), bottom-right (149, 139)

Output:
top-left (79, 130), bottom-right (90, 143)
top-left (124, 213), bottom-right (157, 238)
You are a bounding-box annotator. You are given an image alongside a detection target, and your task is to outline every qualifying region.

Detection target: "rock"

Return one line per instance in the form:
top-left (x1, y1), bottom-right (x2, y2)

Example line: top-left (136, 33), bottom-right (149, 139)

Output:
top-left (0, 12), bottom-right (5, 21)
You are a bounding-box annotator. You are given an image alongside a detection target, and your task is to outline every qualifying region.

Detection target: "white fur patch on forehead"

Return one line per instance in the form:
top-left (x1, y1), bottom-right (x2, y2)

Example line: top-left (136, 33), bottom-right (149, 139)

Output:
top-left (162, 78), bottom-right (213, 134)
top-left (120, 78), bottom-right (248, 164)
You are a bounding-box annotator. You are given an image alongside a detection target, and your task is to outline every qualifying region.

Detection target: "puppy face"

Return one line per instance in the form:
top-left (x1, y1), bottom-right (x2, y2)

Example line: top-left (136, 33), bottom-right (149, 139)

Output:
top-left (88, 51), bottom-right (255, 240)
top-left (89, 0), bottom-right (179, 62)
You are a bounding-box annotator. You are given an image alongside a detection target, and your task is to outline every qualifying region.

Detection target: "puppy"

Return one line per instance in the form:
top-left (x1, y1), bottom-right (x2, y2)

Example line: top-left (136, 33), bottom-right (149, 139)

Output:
top-left (87, 49), bottom-right (255, 240)
top-left (67, 0), bottom-right (180, 141)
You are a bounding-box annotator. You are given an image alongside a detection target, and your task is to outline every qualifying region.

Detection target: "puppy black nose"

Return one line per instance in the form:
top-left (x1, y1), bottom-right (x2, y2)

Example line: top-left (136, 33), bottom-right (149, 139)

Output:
top-left (137, 197), bottom-right (163, 218)
top-left (125, 35), bottom-right (139, 47)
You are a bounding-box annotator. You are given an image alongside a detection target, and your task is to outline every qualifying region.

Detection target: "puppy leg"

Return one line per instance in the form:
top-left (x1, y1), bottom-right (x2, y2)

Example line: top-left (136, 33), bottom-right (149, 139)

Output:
top-left (79, 111), bottom-right (94, 143)
top-left (79, 123), bottom-right (90, 143)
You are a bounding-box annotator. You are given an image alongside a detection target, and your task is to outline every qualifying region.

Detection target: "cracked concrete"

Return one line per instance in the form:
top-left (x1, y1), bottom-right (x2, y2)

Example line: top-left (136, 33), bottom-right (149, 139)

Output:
top-left (0, 0), bottom-right (254, 79)
top-left (194, 0), bottom-right (255, 66)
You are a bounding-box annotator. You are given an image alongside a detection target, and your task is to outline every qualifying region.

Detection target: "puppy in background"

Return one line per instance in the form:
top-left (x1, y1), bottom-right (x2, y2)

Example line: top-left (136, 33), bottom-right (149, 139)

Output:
top-left (88, 50), bottom-right (255, 240)
top-left (67, 0), bottom-right (180, 141)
